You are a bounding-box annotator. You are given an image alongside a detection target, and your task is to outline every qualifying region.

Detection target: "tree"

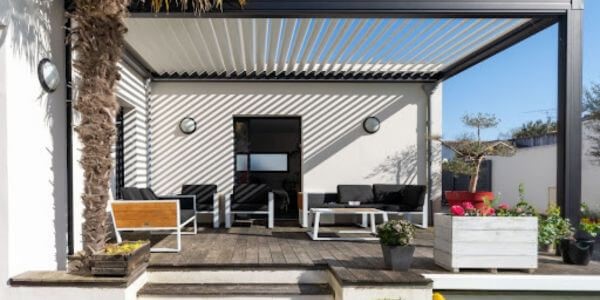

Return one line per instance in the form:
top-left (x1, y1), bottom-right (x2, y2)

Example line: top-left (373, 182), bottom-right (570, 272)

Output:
top-left (512, 118), bottom-right (557, 139)
top-left (584, 82), bottom-right (600, 163)
top-left (147, 0), bottom-right (246, 13)
top-left (69, 0), bottom-right (129, 273)
top-left (443, 113), bottom-right (515, 193)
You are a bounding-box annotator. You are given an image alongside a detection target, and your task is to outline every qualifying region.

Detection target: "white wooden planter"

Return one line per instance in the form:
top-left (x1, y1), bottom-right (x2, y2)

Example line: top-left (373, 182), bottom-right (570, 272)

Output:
top-left (434, 213), bottom-right (538, 273)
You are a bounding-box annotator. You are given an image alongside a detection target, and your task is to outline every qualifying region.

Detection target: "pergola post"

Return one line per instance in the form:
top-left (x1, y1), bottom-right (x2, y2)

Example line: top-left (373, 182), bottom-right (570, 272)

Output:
top-left (557, 6), bottom-right (583, 225)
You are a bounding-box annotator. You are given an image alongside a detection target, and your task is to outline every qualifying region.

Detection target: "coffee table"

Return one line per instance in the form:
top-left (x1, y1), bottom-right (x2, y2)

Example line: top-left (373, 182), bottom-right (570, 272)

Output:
top-left (306, 208), bottom-right (389, 241)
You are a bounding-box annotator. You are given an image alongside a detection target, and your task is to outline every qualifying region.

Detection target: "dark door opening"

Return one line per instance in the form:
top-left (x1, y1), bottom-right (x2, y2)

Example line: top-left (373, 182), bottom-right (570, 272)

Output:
top-left (234, 117), bottom-right (302, 220)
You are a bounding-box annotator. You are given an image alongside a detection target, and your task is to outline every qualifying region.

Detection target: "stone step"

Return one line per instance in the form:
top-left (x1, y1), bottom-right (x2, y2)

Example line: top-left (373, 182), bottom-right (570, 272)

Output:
top-left (137, 283), bottom-right (334, 300)
top-left (146, 268), bottom-right (329, 284)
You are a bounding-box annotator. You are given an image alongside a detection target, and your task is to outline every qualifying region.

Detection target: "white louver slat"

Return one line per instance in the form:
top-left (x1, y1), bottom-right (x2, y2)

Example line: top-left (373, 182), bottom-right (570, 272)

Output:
top-left (125, 17), bottom-right (533, 80)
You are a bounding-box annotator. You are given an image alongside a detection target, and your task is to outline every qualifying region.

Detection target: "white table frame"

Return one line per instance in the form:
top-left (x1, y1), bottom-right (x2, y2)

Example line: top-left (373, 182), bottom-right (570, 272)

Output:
top-left (306, 208), bottom-right (389, 241)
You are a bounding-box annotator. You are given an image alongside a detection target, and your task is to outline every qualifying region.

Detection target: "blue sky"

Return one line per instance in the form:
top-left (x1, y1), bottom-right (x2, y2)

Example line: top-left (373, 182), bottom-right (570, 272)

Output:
top-left (443, 2), bottom-right (600, 140)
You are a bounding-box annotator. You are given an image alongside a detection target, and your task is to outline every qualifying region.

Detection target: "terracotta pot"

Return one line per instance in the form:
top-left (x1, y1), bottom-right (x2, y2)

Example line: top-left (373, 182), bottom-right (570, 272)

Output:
top-left (445, 191), bottom-right (495, 209)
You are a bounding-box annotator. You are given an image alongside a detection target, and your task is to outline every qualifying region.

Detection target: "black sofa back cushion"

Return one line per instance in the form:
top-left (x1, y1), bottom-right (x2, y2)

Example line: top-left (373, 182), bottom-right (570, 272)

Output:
top-left (233, 184), bottom-right (270, 204)
top-left (139, 188), bottom-right (159, 200)
top-left (337, 185), bottom-right (374, 204)
top-left (121, 187), bottom-right (143, 200)
top-left (373, 184), bottom-right (425, 209)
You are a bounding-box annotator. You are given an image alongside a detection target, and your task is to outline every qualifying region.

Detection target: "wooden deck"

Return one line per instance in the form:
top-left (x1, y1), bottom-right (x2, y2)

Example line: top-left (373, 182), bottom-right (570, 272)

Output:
top-left (138, 225), bottom-right (600, 286)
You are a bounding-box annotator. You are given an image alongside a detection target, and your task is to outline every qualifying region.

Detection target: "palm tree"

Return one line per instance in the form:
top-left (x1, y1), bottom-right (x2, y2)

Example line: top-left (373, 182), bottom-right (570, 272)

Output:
top-left (68, 0), bottom-right (129, 273)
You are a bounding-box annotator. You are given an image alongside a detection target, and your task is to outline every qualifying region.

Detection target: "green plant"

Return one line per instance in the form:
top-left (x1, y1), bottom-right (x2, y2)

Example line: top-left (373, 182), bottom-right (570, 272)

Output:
top-left (538, 206), bottom-right (573, 246)
top-left (376, 219), bottom-right (415, 247)
top-left (511, 118), bottom-right (557, 139)
top-left (104, 240), bottom-right (147, 255)
top-left (442, 113), bottom-right (516, 193)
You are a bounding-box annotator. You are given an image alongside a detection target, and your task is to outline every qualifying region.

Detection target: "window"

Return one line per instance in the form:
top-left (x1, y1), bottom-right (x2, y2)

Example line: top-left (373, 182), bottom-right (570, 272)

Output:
top-left (250, 154), bottom-right (288, 172)
top-left (235, 153), bottom-right (288, 172)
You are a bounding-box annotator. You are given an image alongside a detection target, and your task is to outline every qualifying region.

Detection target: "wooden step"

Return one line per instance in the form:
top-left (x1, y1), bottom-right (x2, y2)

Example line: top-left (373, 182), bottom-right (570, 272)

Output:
top-left (137, 283), bottom-right (334, 300)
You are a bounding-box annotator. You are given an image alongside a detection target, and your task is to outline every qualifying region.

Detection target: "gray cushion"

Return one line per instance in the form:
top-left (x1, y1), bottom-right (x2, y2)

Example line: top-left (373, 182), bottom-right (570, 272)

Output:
top-left (121, 187), bottom-right (143, 200)
top-left (373, 184), bottom-right (425, 209)
top-left (233, 184), bottom-right (270, 204)
top-left (182, 184), bottom-right (217, 210)
top-left (231, 203), bottom-right (269, 211)
top-left (337, 185), bottom-right (374, 203)
top-left (373, 184), bottom-right (403, 204)
top-left (139, 188), bottom-right (159, 200)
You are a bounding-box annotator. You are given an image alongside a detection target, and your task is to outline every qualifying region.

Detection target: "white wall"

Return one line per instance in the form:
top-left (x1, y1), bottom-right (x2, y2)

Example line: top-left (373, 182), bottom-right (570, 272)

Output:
top-left (490, 121), bottom-right (600, 212)
top-left (0, 0), bottom-right (67, 298)
top-left (149, 82), bottom-right (442, 199)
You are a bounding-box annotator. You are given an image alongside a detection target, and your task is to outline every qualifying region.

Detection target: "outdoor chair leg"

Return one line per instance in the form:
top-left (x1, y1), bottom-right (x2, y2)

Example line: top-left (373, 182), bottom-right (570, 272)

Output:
top-left (361, 213), bottom-right (368, 228)
top-left (225, 195), bottom-right (232, 228)
top-left (268, 192), bottom-right (275, 229)
top-left (213, 194), bottom-right (220, 229)
top-left (115, 229), bottom-right (123, 243)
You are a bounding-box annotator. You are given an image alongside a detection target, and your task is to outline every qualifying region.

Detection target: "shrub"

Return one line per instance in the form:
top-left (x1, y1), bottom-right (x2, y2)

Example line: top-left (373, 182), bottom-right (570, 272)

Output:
top-left (376, 219), bottom-right (415, 247)
top-left (538, 206), bottom-right (573, 246)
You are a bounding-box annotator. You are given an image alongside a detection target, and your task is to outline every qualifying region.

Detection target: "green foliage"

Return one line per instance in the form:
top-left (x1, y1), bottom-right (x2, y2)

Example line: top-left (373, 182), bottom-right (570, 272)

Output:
top-left (376, 219), bottom-right (415, 247)
top-left (104, 240), bottom-right (147, 255)
top-left (580, 202), bottom-right (600, 238)
top-left (512, 118), bottom-right (557, 139)
top-left (442, 113), bottom-right (515, 192)
top-left (538, 206), bottom-right (573, 246)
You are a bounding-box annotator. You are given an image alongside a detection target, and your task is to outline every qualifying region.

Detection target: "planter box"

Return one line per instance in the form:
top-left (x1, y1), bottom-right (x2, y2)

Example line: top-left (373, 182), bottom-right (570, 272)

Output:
top-left (434, 213), bottom-right (538, 272)
top-left (91, 241), bottom-right (150, 277)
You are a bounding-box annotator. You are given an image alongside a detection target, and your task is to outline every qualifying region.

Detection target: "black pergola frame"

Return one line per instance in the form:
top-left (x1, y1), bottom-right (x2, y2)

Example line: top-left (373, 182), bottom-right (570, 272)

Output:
top-left (64, 0), bottom-right (584, 251)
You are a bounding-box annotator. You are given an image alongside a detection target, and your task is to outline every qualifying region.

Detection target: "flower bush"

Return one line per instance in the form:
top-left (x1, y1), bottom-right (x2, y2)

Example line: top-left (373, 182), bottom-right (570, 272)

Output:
top-left (581, 203), bottom-right (600, 238)
top-left (538, 206), bottom-right (573, 246)
top-left (376, 219), bottom-right (415, 247)
top-left (450, 184), bottom-right (537, 217)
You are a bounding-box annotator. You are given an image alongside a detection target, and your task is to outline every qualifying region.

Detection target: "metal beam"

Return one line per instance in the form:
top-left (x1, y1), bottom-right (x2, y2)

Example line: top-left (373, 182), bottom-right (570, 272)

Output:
top-left (127, 0), bottom-right (573, 18)
top-left (557, 8), bottom-right (583, 227)
top-left (438, 17), bottom-right (557, 81)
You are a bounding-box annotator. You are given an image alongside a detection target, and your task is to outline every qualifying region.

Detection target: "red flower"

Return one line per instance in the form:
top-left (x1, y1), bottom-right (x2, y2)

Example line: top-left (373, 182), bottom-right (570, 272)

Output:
top-left (481, 207), bottom-right (496, 216)
top-left (498, 203), bottom-right (510, 210)
top-left (451, 205), bottom-right (465, 216)
top-left (462, 202), bottom-right (475, 210)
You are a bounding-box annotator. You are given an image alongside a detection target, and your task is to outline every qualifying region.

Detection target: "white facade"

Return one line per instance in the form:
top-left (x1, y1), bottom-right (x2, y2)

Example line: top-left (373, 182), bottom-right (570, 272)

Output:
top-left (149, 82), bottom-right (443, 199)
top-left (0, 0), bottom-right (68, 298)
top-left (489, 120), bottom-right (600, 212)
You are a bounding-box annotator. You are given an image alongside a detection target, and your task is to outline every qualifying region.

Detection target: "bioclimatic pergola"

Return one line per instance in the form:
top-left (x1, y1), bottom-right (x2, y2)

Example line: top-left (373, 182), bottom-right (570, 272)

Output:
top-left (65, 0), bottom-right (584, 249)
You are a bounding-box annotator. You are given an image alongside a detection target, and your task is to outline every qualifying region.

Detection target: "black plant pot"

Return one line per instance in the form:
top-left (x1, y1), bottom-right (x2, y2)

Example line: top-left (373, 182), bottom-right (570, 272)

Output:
top-left (560, 238), bottom-right (594, 265)
top-left (381, 244), bottom-right (415, 271)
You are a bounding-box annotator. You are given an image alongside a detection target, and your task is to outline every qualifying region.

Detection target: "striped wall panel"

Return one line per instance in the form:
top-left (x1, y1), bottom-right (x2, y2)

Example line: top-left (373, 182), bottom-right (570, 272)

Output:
top-left (116, 62), bottom-right (150, 188)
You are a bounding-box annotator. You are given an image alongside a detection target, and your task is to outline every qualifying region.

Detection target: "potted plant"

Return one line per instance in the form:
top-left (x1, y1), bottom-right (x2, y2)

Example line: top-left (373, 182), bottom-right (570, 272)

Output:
top-left (538, 205), bottom-right (573, 254)
top-left (90, 240), bottom-right (150, 276)
top-left (560, 204), bottom-right (600, 265)
top-left (442, 113), bottom-right (516, 209)
top-left (377, 219), bottom-right (416, 271)
top-left (434, 184), bottom-right (538, 272)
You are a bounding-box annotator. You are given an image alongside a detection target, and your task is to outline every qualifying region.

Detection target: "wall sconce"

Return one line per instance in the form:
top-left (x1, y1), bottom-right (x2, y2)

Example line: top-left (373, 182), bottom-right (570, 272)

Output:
top-left (179, 117), bottom-right (197, 134)
top-left (363, 116), bottom-right (381, 134)
top-left (37, 58), bottom-right (60, 93)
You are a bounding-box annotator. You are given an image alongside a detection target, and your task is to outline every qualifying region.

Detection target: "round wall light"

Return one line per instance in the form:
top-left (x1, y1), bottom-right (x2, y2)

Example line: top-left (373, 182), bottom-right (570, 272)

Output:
top-left (38, 58), bottom-right (60, 93)
top-left (179, 117), bottom-right (197, 134)
top-left (363, 116), bottom-right (381, 134)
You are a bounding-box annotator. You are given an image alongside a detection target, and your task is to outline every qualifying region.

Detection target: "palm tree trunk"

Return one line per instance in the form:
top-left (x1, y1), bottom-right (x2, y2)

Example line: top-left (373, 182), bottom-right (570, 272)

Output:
top-left (69, 0), bottom-right (128, 273)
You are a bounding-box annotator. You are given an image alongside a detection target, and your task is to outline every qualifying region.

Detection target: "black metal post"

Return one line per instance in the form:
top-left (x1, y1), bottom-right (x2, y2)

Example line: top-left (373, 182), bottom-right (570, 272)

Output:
top-left (557, 7), bottom-right (583, 226)
top-left (65, 18), bottom-right (74, 255)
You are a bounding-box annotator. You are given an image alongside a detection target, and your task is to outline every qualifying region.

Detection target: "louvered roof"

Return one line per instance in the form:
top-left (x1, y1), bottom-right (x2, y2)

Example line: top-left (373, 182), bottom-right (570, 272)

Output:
top-left (125, 17), bottom-right (533, 81)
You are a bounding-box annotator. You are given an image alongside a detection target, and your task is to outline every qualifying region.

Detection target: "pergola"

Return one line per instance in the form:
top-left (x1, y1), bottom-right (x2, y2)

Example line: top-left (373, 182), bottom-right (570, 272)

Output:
top-left (65, 0), bottom-right (584, 248)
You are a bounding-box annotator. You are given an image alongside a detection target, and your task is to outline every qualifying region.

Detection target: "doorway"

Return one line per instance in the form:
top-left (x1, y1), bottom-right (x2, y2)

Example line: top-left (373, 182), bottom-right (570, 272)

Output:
top-left (233, 117), bottom-right (302, 220)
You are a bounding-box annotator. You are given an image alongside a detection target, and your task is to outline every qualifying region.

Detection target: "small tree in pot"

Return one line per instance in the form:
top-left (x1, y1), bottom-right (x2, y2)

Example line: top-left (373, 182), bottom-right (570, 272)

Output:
top-left (442, 113), bottom-right (515, 208)
top-left (377, 219), bottom-right (415, 271)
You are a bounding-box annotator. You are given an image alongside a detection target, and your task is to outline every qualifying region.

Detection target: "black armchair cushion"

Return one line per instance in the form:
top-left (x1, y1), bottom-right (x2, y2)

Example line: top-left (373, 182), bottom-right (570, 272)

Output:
top-left (233, 184), bottom-right (270, 205)
top-left (180, 209), bottom-right (196, 223)
top-left (403, 185), bottom-right (426, 208)
top-left (121, 187), bottom-right (143, 200)
top-left (231, 203), bottom-right (269, 211)
top-left (182, 184), bottom-right (217, 211)
top-left (337, 185), bottom-right (374, 204)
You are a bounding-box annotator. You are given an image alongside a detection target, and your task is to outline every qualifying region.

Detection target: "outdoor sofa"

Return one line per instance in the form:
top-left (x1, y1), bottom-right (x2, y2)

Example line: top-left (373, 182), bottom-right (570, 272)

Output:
top-left (181, 184), bottom-right (220, 228)
top-left (111, 187), bottom-right (198, 252)
top-left (301, 184), bottom-right (427, 228)
top-left (225, 184), bottom-right (275, 228)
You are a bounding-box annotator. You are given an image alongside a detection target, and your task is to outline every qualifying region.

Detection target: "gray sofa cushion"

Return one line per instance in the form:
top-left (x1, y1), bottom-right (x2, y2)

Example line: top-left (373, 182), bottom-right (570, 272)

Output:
top-left (139, 188), bottom-right (159, 200)
top-left (233, 184), bottom-right (270, 204)
top-left (337, 185), bottom-right (374, 204)
top-left (121, 187), bottom-right (143, 200)
top-left (373, 184), bottom-right (425, 210)
top-left (373, 184), bottom-right (403, 204)
top-left (180, 209), bottom-right (196, 223)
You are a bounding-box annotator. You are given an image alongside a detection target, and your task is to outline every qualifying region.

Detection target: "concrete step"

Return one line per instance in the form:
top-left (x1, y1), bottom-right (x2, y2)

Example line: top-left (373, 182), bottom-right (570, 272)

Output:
top-left (137, 283), bottom-right (334, 300)
top-left (146, 268), bottom-right (329, 284)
